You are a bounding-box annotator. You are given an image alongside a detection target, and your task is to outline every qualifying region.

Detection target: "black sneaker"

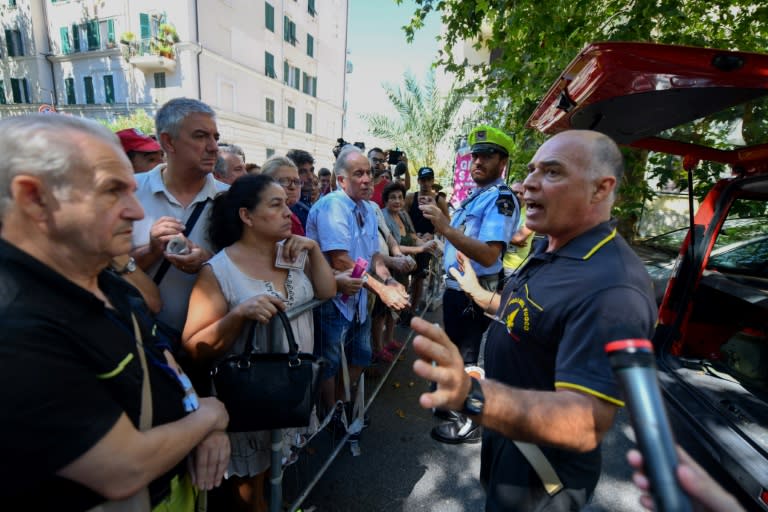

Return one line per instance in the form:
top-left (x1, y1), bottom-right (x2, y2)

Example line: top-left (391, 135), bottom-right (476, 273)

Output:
top-left (325, 405), bottom-right (347, 440)
top-left (432, 408), bottom-right (459, 421)
top-left (430, 415), bottom-right (482, 444)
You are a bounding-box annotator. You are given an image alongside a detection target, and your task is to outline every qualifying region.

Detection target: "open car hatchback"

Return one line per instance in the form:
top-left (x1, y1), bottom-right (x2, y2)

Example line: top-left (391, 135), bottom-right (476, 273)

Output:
top-left (527, 42), bottom-right (768, 510)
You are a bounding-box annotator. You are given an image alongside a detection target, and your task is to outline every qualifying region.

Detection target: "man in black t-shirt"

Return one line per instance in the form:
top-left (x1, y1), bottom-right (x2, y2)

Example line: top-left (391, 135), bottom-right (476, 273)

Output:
top-left (411, 130), bottom-right (656, 511)
top-left (0, 115), bottom-right (230, 511)
top-left (406, 166), bottom-right (450, 235)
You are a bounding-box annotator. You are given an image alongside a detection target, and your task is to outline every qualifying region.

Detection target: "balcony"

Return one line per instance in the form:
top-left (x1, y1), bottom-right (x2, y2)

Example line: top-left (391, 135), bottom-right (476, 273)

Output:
top-left (120, 23), bottom-right (179, 74)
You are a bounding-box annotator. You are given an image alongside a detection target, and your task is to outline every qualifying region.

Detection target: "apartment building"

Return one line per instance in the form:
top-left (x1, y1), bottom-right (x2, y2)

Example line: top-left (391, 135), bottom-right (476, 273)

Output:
top-left (0, 0), bottom-right (349, 167)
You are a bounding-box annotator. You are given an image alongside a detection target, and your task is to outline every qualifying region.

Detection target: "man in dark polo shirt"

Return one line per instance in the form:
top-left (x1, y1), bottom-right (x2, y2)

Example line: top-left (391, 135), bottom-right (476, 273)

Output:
top-left (411, 130), bottom-right (657, 511)
top-left (0, 114), bottom-right (230, 511)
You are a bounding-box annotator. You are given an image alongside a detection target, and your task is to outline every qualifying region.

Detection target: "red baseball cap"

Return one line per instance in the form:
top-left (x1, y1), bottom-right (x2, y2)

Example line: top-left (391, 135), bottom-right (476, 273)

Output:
top-left (116, 128), bottom-right (162, 153)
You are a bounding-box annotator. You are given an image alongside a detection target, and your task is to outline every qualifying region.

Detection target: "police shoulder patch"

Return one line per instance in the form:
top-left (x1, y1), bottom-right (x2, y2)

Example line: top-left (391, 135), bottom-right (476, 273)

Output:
top-left (495, 187), bottom-right (518, 216)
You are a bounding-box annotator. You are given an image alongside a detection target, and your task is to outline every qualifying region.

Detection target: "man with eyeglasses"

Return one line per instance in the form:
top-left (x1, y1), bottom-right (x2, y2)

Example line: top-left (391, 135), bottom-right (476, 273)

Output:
top-left (287, 149), bottom-right (316, 229)
top-left (418, 125), bottom-right (519, 444)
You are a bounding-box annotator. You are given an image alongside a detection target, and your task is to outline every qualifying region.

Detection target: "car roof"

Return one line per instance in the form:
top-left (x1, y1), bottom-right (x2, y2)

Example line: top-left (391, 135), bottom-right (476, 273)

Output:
top-left (526, 42), bottom-right (768, 174)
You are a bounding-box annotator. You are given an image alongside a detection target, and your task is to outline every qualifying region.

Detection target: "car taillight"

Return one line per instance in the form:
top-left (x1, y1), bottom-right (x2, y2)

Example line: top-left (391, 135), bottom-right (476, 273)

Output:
top-left (760, 488), bottom-right (768, 508)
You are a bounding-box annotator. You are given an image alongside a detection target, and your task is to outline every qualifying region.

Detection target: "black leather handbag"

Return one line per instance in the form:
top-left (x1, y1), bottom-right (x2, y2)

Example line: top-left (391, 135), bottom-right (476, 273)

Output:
top-left (211, 310), bottom-right (324, 432)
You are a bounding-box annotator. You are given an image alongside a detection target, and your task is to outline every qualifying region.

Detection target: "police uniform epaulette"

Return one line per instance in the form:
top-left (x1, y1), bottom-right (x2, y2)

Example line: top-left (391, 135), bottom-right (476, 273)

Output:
top-left (494, 184), bottom-right (518, 216)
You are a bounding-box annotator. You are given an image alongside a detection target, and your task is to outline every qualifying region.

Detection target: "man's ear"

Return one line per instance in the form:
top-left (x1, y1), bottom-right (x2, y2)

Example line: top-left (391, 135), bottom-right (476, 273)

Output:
top-left (592, 175), bottom-right (616, 203)
top-left (160, 132), bottom-right (174, 155)
top-left (9, 175), bottom-right (53, 222)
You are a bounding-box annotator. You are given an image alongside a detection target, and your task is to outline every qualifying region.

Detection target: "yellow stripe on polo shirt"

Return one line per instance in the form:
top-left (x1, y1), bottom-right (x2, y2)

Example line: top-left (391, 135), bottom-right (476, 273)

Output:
top-left (555, 381), bottom-right (624, 407)
top-left (582, 228), bottom-right (617, 260)
top-left (524, 284), bottom-right (543, 311)
top-left (96, 353), bottom-right (135, 379)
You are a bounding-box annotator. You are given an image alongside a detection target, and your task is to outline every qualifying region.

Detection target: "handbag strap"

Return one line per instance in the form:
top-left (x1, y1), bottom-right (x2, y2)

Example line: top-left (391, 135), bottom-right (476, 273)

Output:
top-left (153, 199), bottom-right (209, 285)
top-left (242, 310), bottom-right (300, 356)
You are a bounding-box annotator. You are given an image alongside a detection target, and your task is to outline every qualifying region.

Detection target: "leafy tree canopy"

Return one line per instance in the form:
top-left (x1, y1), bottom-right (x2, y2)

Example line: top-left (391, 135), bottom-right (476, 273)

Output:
top-left (97, 109), bottom-right (155, 135)
top-left (399, 0), bottom-right (768, 238)
top-left (361, 69), bottom-right (464, 180)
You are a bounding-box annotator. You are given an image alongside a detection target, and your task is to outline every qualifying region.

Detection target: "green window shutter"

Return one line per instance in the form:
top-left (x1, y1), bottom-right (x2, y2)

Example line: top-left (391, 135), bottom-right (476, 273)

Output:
top-left (307, 34), bottom-right (313, 58)
top-left (5, 29), bottom-right (15, 57)
top-left (140, 13), bottom-right (150, 40)
top-left (305, 113), bottom-right (312, 134)
top-left (312, 76), bottom-right (317, 97)
top-left (287, 106), bottom-right (295, 129)
top-left (87, 20), bottom-right (100, 50)
top-left (265, 51), bottom-right (275, 78)
top-left (283, 60), bottom-right (289, 84)
top-left (265, 2), bottom-right (274, 32)
top-left (9, 0), bottom-right (17, 7)
top-left (60, 26), bottom-right (70, 54)
top-left (308, 0), bottom-right (315, 16)
top-left (302, 72), bottom-right (308, 94)
top-left (10, 78), bottom-right (21, 103)
top-left (71, 24), bottom-right (80, 51)
top-left (293, 67), bottom-right (300, 90)
top-left (22, 78), bottom-right (29, 103)
top-left (0, 82), bottom-right (6, 105)
top-left (103, 75), bottom-right (114, 104)
top-left (283, 16), bottom-right (290, 43)
top-left (265, 98), bottom-right (275, 123)
top-left (65, 77), bottom-right (76, 104)
top-left (107, 19), bottom-right (115, 44)
top-left (154, 72), bottom-right (166, 88)
top-left (84, 76), bottom-right (94, 104)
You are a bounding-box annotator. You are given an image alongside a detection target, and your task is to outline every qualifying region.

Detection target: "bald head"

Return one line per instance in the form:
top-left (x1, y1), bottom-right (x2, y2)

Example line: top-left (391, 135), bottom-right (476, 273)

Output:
top-left (524, 130), bottom-right (623, 251)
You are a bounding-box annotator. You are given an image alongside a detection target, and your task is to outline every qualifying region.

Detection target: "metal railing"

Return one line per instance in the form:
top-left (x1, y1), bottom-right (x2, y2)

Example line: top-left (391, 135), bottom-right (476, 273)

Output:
top-left (261, 258), bottom-right (444, 511)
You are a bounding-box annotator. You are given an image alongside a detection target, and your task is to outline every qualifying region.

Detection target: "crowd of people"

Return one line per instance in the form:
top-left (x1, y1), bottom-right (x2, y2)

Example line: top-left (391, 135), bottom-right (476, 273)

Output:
top-left (0, 96), bottom-right (746, 512)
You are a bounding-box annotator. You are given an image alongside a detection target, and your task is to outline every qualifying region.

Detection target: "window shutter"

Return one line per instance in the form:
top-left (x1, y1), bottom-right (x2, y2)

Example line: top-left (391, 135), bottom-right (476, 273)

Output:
top-left (140, 13), bottom-right (150, 40)
top-left (60, 26), bottom-right (70, 54)
top-left (107, 19), bottom-right (115, 44)
top-left (72, 24), bottom-right (80, 51)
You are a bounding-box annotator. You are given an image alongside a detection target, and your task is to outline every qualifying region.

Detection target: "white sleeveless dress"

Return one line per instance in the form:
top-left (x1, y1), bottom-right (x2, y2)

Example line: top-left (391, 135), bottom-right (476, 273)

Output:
top-left (207, 248), bottom-right (316, 477)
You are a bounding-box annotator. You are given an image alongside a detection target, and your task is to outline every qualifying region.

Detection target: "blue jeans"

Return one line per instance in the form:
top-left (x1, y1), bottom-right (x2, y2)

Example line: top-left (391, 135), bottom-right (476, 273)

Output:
top-left (313, 301), bottom-right (372, 380)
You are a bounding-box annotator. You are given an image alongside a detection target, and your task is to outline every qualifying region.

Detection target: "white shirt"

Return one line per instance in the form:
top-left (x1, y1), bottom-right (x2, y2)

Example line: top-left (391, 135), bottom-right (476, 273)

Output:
top-left (132, 166), bottom-right (228, 331)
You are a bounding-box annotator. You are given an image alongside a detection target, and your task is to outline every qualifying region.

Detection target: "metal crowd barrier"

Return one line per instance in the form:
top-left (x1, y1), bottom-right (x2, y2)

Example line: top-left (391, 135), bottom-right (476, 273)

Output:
top-left (264, 254), bottom-right (445, 511)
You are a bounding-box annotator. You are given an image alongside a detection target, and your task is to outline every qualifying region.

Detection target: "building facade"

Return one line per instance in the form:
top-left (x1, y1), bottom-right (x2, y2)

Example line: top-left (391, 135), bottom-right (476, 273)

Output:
top-left (0, 0), bottom-right (348, 167)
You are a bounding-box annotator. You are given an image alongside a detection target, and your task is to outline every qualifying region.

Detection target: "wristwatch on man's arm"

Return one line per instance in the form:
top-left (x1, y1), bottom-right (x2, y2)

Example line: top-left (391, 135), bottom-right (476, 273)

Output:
top-left (461, 377), bottom-right (485, 416)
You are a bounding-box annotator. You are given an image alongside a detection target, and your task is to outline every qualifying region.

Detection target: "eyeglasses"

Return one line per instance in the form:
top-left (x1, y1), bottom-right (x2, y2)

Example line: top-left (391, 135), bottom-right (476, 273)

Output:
top-left (277, 177), bottom-right (302, 188)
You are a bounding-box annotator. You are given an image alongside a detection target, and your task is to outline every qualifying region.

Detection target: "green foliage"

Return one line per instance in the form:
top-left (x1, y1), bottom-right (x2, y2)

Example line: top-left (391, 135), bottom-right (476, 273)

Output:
top-left (361, 69), bottom-right (464, 180)
top-left (98, 109), bottom-right (156, 136)
top-left (399, 0), bottom-right (768, 238)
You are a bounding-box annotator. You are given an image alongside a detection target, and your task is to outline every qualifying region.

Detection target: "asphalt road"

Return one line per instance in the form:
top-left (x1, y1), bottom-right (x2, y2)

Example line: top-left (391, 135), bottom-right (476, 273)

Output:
top-left (283, 306), bottom-right (644, 512)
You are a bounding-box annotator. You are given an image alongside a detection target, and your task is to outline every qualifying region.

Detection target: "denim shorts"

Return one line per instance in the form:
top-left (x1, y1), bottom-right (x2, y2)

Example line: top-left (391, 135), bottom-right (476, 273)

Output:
top-left (313, 301), bottom-right (372, 380)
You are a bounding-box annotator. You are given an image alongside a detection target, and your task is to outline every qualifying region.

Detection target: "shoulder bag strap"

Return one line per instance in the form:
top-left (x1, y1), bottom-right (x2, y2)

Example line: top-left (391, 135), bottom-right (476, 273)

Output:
top-left (86, 315), bottom-right (153, 512)
top-left (153, 199), bottom-right (209, 285)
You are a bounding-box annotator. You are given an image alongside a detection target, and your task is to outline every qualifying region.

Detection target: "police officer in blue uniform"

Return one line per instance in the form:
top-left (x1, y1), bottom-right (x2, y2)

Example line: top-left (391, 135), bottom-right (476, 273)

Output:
top-left (419, 125), bottom-right (519, 444)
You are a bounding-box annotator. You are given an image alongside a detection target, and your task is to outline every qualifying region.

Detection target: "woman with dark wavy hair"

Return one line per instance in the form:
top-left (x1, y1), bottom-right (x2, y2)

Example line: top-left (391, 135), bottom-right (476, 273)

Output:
top-left (182, 174), bottom-right (335, 512)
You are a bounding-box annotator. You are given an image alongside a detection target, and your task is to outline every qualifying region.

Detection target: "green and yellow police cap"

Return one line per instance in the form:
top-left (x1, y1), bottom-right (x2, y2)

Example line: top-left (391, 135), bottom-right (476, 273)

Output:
top-left (468, 125), bottom-right (513, 157)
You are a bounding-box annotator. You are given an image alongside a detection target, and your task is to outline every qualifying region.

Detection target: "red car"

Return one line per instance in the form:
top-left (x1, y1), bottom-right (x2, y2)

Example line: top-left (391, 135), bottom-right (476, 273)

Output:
top-left (527, 42), bottom-right (768, 510)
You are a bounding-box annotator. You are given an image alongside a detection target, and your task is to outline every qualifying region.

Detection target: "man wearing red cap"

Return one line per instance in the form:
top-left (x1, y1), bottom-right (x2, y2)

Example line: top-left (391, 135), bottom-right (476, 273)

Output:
top-left (116, 128), bottom-right (164, 173)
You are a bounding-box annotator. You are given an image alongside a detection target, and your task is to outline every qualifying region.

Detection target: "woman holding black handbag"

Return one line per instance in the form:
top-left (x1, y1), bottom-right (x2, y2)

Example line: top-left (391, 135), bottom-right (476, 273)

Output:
top-left (182, 174), bottom-right (335, 512)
